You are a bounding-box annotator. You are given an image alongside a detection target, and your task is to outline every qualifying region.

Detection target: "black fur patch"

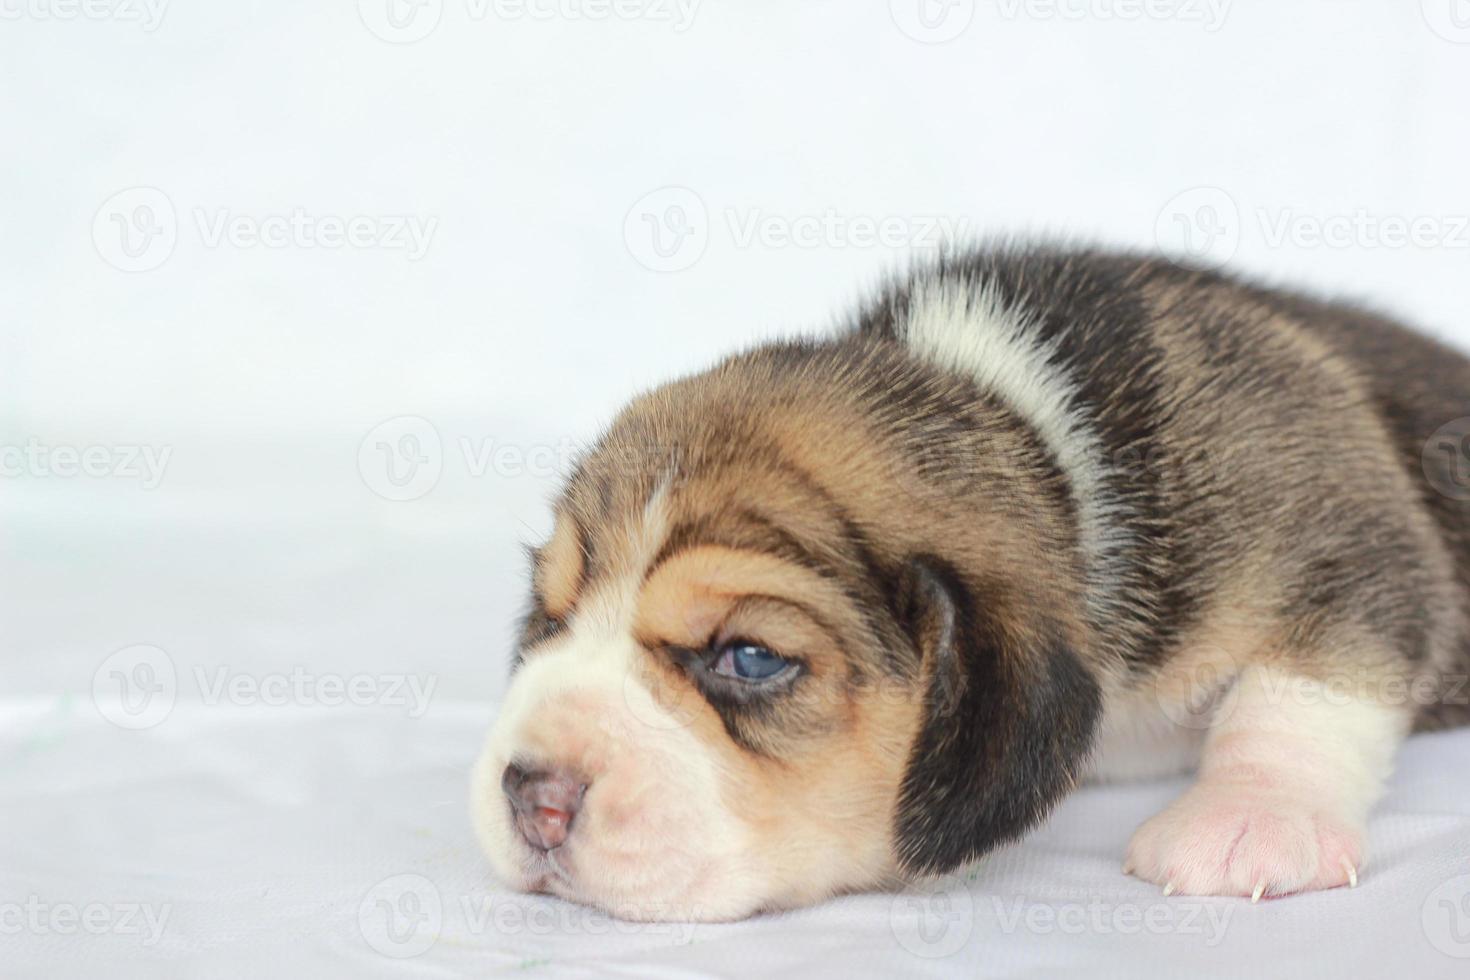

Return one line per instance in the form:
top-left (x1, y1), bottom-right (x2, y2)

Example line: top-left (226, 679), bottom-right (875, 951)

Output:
top-left (893, 556), bottom-right (1101, 875)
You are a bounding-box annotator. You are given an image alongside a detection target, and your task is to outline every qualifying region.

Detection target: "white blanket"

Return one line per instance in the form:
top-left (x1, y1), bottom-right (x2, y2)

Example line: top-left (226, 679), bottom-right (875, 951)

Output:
top-left (5, 702), bottom-right (1469, 978)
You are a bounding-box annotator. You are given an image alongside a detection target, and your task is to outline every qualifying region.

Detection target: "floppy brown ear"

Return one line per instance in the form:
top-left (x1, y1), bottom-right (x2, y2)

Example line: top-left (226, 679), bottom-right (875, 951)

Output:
top-left (892, 556), bottom-right (1101, 875)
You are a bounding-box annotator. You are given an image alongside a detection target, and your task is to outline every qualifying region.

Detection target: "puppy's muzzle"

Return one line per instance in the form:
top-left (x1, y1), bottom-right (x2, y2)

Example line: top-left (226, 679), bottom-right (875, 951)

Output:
top-left (502, 762), bottom-right (588, 851)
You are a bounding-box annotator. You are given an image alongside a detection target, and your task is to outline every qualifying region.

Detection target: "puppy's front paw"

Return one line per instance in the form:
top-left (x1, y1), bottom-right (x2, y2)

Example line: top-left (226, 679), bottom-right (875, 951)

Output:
top-left (1124, 782), bottom-right (1363, 901)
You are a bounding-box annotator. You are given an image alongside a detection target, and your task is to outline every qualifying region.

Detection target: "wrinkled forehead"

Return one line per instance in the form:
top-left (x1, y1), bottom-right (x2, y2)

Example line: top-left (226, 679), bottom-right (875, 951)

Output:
top-left (528, 427), bottom-right (915, 674)
top-left (552, 435), bottom-right (859, 595)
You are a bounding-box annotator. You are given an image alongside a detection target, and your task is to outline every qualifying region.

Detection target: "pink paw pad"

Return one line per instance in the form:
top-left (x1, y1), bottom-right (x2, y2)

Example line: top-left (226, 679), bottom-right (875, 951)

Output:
top-left (1124, 783), bottom-right (1364, 901)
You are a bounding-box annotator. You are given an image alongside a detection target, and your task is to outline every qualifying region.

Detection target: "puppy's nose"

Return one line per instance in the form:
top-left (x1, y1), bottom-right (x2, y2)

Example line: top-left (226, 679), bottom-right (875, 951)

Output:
top-left (502, 763), bottom-right (587, 851)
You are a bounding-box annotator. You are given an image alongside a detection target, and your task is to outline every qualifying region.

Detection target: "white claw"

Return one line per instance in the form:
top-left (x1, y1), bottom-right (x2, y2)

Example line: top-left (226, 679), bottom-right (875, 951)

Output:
top-left (1251, 882), bottom-right (1266, 904)
top-left (1162, 882), bottom-right (1176, 897)
top-left (1122, 864), bottom-right (1135, 876)
top-left (1342, 858), bottom-right (1358, 888)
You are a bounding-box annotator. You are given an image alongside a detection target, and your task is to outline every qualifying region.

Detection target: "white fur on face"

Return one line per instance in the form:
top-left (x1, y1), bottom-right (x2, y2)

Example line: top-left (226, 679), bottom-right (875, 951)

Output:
top-left (472, 484), bottom-right (778, 921)
top-left (471, 608), bottom-right (774, 920)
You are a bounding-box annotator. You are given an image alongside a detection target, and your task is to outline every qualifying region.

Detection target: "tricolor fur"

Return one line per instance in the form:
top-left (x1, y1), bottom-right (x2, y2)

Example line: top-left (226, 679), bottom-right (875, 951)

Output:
top-left (473, 245), bottom-right (1470, 919)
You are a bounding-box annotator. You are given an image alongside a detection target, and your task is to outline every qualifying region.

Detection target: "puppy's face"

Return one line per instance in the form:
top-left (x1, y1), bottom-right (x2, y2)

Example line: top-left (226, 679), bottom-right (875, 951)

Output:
top-left (471, 349), bottom-right (1101, 920)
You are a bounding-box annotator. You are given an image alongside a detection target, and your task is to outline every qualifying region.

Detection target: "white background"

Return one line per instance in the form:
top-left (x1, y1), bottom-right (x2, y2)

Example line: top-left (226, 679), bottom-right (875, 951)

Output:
top-left (6, 0), bottom-right (1470, 703)
top-left (5, 2), bottom-right (1470, 977)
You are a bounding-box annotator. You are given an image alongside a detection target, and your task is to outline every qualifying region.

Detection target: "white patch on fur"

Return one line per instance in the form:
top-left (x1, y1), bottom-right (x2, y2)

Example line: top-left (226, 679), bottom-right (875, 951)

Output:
top-left (1124, 664), bottom-right (1410, 897)
top-left (895, 277), bottom-right (1132, 625)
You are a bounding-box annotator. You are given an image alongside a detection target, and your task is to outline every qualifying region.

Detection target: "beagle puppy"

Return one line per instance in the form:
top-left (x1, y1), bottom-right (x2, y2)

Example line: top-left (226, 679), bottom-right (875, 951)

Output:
top-left (471, 245), bottom-right (1470, 919)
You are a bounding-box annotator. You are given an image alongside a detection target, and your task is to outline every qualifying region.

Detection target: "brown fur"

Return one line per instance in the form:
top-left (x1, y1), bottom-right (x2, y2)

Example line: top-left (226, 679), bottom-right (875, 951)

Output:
top-left (491, 245), bottom-right (1470, 913)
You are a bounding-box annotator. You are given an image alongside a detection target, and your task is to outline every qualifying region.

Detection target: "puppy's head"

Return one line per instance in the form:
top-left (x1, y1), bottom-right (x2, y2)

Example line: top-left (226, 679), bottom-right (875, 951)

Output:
top-left (471, 340), bottom-right (1101, 920)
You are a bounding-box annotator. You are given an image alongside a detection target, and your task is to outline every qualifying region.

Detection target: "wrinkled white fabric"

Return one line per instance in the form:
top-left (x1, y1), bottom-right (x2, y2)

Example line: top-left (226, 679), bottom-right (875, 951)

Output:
top-left (5, 702), bottom-right (1468, 979)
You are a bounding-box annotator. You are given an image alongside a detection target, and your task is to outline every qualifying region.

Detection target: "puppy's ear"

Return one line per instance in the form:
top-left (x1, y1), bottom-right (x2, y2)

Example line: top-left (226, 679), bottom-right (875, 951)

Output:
top-left (892, 556), bottom-right (1101, 875)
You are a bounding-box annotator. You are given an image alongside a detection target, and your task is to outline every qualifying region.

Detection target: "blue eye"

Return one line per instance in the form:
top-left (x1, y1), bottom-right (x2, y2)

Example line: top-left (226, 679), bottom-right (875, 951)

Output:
top-left (712, 642), bottom-right (793, 681)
